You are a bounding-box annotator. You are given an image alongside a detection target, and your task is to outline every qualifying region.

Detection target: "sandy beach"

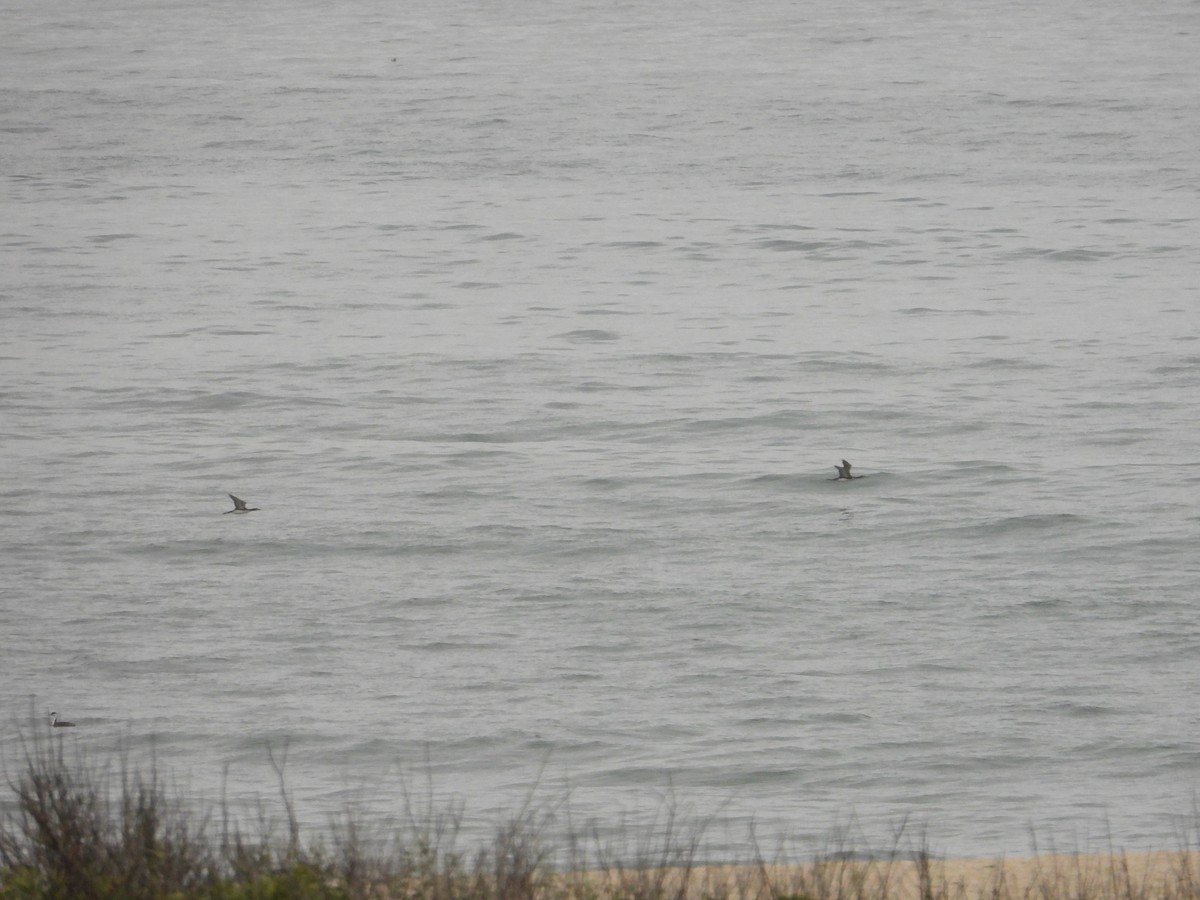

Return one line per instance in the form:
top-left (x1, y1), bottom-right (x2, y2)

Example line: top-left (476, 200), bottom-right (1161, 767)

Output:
top-left (563, 852), bottom-right (1200, 900)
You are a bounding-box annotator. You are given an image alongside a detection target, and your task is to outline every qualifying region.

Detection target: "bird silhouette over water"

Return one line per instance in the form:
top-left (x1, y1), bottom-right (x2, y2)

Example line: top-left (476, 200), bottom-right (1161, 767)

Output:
top-left (834, 459), bottom-right (863, 480)
top-left (49, 711), bottom-right (76, 728)
top-left (224, 494), bottom-right (260, 514)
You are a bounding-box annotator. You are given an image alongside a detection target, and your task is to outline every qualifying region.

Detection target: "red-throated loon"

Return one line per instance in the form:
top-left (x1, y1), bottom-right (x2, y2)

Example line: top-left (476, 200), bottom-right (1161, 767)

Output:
top-left (224, 494), bottom-right (260, 514)
top-left (49, 712), bottom-right (76, 727)
top-left (834, 459), bottom-right (863, 480)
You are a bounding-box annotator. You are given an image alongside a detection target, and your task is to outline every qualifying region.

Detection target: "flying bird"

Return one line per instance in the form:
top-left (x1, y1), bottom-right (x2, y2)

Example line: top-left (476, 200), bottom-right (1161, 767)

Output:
top-left (49, 712), bottom-right (76, 728)
top-left (834, 459), bottom-right (863, 480)
top-left (224, 494), bottom-right (260, 514)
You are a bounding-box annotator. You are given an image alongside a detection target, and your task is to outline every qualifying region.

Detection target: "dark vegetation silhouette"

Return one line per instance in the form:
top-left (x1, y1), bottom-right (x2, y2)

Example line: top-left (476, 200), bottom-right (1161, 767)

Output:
top-left (3, 724), bottom-right (1199, 899)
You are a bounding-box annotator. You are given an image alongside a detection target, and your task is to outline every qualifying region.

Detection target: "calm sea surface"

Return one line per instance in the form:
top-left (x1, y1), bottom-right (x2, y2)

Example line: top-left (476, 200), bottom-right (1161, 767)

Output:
top-left (3, 0), bottom-right (1200, 861)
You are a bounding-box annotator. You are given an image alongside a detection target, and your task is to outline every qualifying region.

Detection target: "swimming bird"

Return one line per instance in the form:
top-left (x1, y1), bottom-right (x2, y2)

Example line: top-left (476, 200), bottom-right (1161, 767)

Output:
top-left (49, 712), bottom-right (76, 728)
top-left (834, 459), bottom-right (863, 480)
top-left (224, 494), bottom-right (260, 514)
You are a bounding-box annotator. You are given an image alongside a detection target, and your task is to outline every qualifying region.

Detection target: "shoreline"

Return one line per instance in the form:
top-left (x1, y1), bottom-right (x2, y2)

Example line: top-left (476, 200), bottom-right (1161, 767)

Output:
top-left (6, 732), bottom-right (1197, 898)
top-left (567, 851), bottom-right (1200, 900)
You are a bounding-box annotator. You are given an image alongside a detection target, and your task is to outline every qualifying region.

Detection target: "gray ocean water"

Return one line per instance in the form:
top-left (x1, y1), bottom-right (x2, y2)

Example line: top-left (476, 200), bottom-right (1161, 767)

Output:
top-left (3, 0), bottom-right (1200, 861)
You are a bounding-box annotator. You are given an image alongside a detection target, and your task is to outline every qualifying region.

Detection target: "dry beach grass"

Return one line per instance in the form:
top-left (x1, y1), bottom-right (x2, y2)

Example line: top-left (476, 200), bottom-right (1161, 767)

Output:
top-left (2, 729), bottom-right (1197, 900)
